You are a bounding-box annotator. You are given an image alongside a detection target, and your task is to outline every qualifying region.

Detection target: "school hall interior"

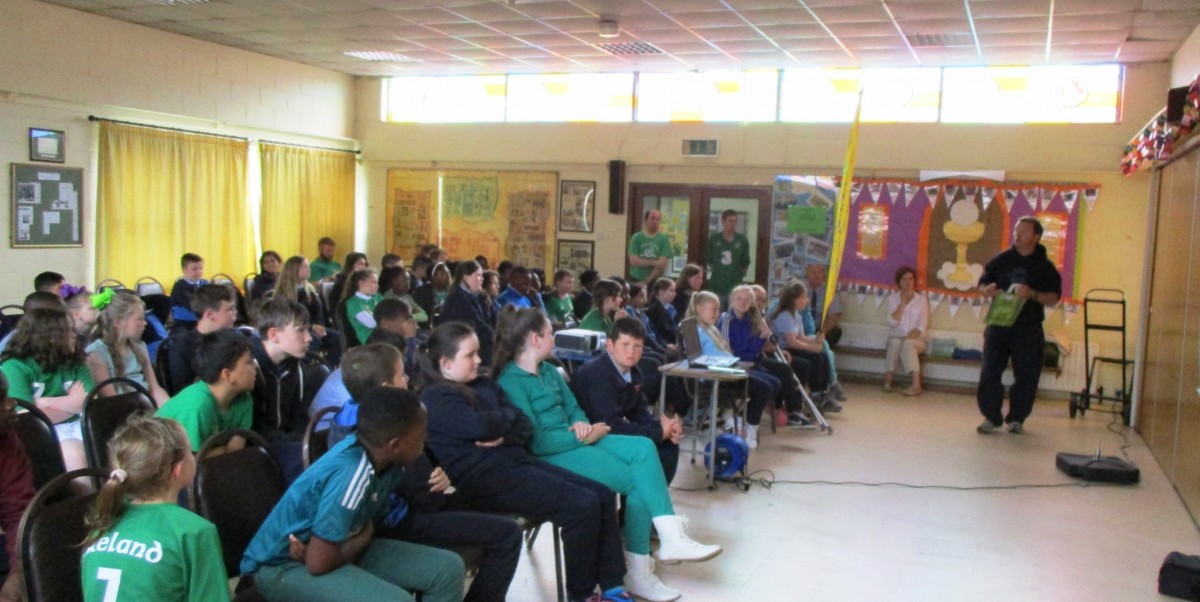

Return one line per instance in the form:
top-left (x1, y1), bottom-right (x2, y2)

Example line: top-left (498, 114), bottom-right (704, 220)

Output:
top-left (3, 0), bottom-right (1200, 599)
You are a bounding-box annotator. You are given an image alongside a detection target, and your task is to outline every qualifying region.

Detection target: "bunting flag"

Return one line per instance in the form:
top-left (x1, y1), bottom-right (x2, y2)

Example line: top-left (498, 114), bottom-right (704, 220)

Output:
top-left (850, 182), bottom-right (863, 202)
top-left (1062, 190), bottom-right (1078, 214)
top-left (1022, 188), bottom-right (1039, 211)
top-left (1084, 188), bottom-right (1099, 213)
top-left (855, 291), bottom-right (867, 305)
top-left (924, 185), bottom-right (939, 208)
top-left (928, 292), bottom-right (945, 313)
top-left (1063, 303), bottom-right (1078, 325)
top-left (886, 182), bottom-right (902, 205)
top-left (1003, 189), bottom-right (1017, 213)
top-left (825, 89), bottom-right (862, 324)
top-left (867, 182), bottom-right (883, 203)
top-left (981, 187), bottom-right (995, 212)
top-left (874, 287), bottom-right (888, 308)
top-left (970, 297), bottom-right (984, 319)
top-left (904, 183), bottom-right (919, 207)
top-left (947, 296), bottom-right (962, 318)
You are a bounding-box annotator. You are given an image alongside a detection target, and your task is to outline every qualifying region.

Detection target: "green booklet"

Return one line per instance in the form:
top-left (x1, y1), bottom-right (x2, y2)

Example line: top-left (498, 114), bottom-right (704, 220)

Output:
top-left (985, 287), bottom-right (1027, 327)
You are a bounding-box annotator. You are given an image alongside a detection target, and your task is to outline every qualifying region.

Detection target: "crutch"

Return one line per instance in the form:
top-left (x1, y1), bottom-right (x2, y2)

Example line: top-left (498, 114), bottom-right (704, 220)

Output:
top-left (758, 314), bottom-right (832, 434)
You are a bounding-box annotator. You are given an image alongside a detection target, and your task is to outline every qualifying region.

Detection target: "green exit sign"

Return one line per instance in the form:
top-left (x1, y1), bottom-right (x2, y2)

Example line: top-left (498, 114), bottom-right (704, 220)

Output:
top-left (683, 139), bottom-right (718, 157)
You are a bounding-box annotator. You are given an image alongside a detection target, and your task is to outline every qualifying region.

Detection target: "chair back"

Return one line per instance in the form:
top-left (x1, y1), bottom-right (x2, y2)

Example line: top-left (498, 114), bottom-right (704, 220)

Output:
top-left (678, 316), bottom-right (702, 361)
top-left (335, 299), bottom-right (361, 348)
top-left (303, 406), bottom-right (342, 469)
top-left (154, 335), bottom-right (183, 396)
top-left (243, 273), bottom-right (257, 297)
top-left (14, 400), bottom-right (67, 490)
top-left (210, 273), bottom-right (235, 288)
top-left (134, 276), bottom-right (164, 297)
top-left (94, 279), bottom-right (127, 292)
top-left (0, 304), bottom-right (24, 340)
top-left (18, 467), bottom-right (108, 602)
top-left (81, 378), bottom-right (157, 472)
top-left (193, 429), bottom-right (284, 578)
top-left (319, 281), bottom-right (335, 318)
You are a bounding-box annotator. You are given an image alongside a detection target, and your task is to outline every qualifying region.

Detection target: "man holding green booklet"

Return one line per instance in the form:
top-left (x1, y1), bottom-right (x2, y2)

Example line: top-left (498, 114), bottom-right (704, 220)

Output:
top-left (975, 216), bottom-right (1062, 435)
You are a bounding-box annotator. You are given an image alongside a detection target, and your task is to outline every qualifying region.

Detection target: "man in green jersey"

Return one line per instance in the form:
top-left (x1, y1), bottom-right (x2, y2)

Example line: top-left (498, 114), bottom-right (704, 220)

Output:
top-left (627, 209), bottom-right (672, 286)
top-left (706, 209), bottom-right (751, 303)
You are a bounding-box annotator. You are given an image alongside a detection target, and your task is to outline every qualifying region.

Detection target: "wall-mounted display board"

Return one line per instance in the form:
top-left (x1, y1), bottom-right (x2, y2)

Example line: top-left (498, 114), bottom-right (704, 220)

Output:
top-left (10, 163), bottom-right (84, 248)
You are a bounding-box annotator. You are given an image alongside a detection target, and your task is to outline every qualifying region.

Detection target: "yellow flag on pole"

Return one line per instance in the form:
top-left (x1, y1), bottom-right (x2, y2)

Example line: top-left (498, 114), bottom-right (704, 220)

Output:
top-left (824, 89), bottom-right (863, 319)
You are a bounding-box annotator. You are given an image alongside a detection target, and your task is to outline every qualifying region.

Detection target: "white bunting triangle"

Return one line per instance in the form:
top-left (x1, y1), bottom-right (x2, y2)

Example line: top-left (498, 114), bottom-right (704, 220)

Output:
top-left (1003, 190), bottom-right (1017, 213)
top-left (924, 185), bottom-right (940, 208)
top-left (1062, 190), bottom-right (1078, 214)
top-left (850, 182), bottom-right (864, 203)
top-left (904, 183), bottom-right (919, 207)
top-left (884, 183), bottom-right (900, 205)
top-left (970, 297), bottom-right (984, 319)
top-left (867, 182), bottom-right (883, 203)
top-left (981, 187), bottom-right (995, 212)
top-left (947, 296), bottom-right (962, 318)
top-left (1084, 188), bottom-right (1099, 213)
top-left (1063, 303), bottom-right (1077, 325)
top-left (874, 287), bottom-right (888, 308)
top-left (928, 292), bottom-right (944, 313)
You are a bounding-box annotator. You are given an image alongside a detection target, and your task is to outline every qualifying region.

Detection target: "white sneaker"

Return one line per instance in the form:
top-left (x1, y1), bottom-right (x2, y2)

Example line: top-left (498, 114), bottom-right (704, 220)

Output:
top-left (744, 424), bottom-right (758, 449)
top-left (624, 552), bottom-right (680, 602)
top-left (652, 515), bottom-right (722, 564)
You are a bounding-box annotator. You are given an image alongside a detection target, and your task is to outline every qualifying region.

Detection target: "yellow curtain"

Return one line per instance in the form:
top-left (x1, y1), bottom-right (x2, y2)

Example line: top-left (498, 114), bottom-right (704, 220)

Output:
top-left (260, 143), bottom-right (356, 261)
top-left (97, 122), bottom-right (254, 288)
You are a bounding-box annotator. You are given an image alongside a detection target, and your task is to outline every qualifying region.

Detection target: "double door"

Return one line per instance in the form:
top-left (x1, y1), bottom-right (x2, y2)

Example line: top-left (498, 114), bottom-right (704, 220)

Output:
top-left (626, 184), bottom-right (771, 285)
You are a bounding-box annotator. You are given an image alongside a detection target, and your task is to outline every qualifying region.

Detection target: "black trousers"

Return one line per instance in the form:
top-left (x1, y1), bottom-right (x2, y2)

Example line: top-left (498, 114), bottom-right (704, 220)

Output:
top-left (789, 349), bottom-right (828, 392)
top-left (458, 458), bottom-right (625, 600)
top-left (977, 324), bottom-right (1045, 425)
top-left (753, 356), bottom-right (804, 413)
top-left (379, 508), bottom-right (523, 602)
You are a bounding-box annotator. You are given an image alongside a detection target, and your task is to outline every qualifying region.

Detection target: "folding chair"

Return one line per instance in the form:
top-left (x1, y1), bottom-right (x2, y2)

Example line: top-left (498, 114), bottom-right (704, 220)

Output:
top-left (0, 304), bottom-right (24, 340)
top-left (17, 467), bottom-right (108, 602)
top-left (335, 299), bottom-right (361, 349)
top-left (134, 276), bottom-right (164, 297)
top-left (192, 429), bottom-right (281, 601)
top-left (14, 401), bottom-right (67, 491)
top-left (243, 273), bottom-right (257, 297)
top-left (94, 279), bottom-right (127, 292)
top-left (153, 335), bottom-right (184, 396)
top-left (302, 405), bottom-right (341, 469)
top-left (209, 273), bottom-right (235, 288)
top-left (80, 378), bottom-right (156, 473)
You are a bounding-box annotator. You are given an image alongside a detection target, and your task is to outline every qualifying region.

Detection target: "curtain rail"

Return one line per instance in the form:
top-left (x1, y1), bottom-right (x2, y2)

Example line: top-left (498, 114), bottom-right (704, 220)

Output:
top-left (259, 139), bottom-right (360, 155)
top-left (88, 115), bottom-right (247, 141)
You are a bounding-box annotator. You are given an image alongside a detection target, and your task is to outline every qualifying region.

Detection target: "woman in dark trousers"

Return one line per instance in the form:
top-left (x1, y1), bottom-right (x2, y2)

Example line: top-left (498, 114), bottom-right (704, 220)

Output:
top-left (417, 322), bottom-right (631, 602)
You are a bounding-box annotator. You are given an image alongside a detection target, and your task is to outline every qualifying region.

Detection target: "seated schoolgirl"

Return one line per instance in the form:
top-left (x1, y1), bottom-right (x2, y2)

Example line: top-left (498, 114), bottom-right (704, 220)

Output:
top-left (417, 322), bottom-right (632, 602)
top-left (274, 255), bottom-right (344, 368)
top-left (241, 387), bottom-right (465, 602)
top-left (81, 416), bottom-right (230, 601)
top-left (250, 250), bottom-right (282, 301)
top-left (412, 262), bottom-right (451, 321)
top-left (718, 285), bottom-right (815, 430)
top-left (86, 290), bottom-right (170, 406)
top-left (1, 307), bottom-right (94, 473)
top-left (328, 252), bottom-right (368, 311)
top-left (439, 260), bottom-right (495, 366)
top-left (577, 279), bottom-right (626, 334)
top-left (645, 278), bottom-right (680, 349)
top-left (682, 292), bottom-right (780, 448)
top-left (769, 282), bottom-right (836, 412)
top-left (340, 268), bottom-right (382, 346)
top-left (495, 307), bottom-right (721, 602)
top-left (671, 264), bottom-right (704, 318)
top-left (379, 265), bottom-right (429, 328)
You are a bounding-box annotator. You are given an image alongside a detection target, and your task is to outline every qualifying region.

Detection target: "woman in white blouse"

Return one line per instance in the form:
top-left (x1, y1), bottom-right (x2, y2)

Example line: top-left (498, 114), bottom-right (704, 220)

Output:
top-left (883, 267), bottom-right (929, 395)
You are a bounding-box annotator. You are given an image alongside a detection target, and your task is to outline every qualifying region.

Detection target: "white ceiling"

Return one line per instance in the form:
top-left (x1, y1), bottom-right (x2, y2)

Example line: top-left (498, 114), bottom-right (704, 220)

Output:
top-left (37, 0), bottom-right (1200, 77)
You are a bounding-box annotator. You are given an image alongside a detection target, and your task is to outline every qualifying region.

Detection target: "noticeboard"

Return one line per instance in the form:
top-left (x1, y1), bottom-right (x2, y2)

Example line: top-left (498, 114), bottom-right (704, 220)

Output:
top-left (10, 163), bottom-right (84, 248)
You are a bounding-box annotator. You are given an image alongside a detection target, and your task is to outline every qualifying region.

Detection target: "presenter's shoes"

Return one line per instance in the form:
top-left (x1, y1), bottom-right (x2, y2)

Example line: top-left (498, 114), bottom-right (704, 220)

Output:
top-left (787, 412), bottom-right (818, 429)
top-left (976, 419), bottom-right (1002, 434)
top-left (830, 381), bottom-right (849, 401)
top-left (901, 387), bottom-right (922, 396)
top-left (1007, 421), bottom-right (1024, 434)
top-left (882, 383), bottom-right (894, 393)
top-left (652, 515), bottom-right (722, 564)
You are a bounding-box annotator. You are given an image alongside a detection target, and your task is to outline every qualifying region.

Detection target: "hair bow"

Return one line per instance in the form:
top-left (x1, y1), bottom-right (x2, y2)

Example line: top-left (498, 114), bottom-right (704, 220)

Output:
top-left (59, 283), bottom-right (87, 299)
top-left (91, 288), bottom-right (115, 310)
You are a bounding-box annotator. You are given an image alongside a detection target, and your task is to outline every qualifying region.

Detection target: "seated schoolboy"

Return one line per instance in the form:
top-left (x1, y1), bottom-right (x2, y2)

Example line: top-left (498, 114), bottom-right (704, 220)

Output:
top-left (240, 387), bottom-right (465, 602)
top-left (164, 284), bottom-right (238, 394)
top-left (33, 271), bottom-right (65, 295)
top-left (169, 253), bottom-right (210, 332)
top-left (156, 330), bottom-right (255, 453)
top-left (249, 299), bottom-right (326, 483)
top-left (493, 266), bottom-right (533, 312)
top-left (570, 317), bottom-right (682, 484)
top-left (337, 345), bottom-right (522, 602)
top-left (0, 375), bottom-right (35, 601)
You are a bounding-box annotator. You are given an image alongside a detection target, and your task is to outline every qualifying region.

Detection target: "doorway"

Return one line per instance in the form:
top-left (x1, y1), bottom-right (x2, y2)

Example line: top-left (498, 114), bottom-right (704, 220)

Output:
top-left (626, 184), bottom-right (772, 285)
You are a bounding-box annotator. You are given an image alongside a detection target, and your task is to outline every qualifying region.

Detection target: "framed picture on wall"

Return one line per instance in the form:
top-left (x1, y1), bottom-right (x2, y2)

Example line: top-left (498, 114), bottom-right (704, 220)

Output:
top-left (29, 128), bottom-right (65, 163)
top-left (559, 180), bottom-right (595, 233)
top-left (557, 240), bottom-right (594, 274)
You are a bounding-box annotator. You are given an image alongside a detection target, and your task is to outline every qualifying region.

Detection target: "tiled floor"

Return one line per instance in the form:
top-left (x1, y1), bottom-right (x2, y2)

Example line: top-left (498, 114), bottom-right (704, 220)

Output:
top-left (503, 383), bottom-right (1200, 601)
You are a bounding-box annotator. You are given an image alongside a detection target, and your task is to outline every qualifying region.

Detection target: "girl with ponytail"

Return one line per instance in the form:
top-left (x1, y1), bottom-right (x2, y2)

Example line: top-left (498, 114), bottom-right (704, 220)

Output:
top-left (85, 290), bottom-right (170, 405)
top-left (81, 415), bottom-right (229, 601)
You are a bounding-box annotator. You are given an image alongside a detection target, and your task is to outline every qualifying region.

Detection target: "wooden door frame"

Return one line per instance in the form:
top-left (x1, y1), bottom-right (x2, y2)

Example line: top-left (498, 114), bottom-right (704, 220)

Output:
top-left (626, 183), bottom-right (772, 285)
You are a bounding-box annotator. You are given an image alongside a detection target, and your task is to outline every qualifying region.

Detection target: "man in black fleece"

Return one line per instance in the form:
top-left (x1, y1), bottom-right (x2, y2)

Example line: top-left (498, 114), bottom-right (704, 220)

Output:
top-left (975, 216), bottom-right (1062, 435)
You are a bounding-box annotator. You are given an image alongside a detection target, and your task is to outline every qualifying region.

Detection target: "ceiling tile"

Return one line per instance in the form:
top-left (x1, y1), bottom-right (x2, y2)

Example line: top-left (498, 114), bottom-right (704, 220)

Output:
top-left (1054, 0), bottom-right (1137, 16)
top-left (969, 0), bottom-right (1052, 20)
top-left (973, 17), bottom-right (1049, 34)
top-left (887, 2), bottom-right (968, 21)
top-left (1053, 14), bottom-right (1134, 31)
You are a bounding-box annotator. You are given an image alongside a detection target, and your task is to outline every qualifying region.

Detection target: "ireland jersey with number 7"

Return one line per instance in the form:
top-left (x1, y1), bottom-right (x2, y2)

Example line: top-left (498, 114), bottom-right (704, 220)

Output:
top-left (82, 503), bottom-right (229, 602)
